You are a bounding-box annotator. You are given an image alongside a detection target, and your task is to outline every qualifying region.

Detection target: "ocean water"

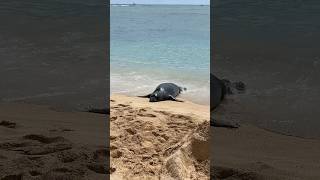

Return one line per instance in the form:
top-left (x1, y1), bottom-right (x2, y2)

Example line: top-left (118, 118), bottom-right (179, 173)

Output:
top-left (213, 0), bottom-right (320, 138)
top-left (111, 5), bottom-right (210, 105)
top-left (0, 0), bottom-right (107, 111)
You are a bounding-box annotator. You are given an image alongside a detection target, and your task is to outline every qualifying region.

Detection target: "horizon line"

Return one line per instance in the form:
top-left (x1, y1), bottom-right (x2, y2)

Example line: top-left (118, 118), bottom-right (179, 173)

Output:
top-left (111, 3), bottom-right (209, 5)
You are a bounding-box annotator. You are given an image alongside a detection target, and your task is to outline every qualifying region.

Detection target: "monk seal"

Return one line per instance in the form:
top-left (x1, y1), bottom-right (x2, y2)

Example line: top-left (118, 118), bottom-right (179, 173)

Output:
top-left (139, 83), bottom-right (186, 102)
top-left (211, 73), bottom-right (245, 128)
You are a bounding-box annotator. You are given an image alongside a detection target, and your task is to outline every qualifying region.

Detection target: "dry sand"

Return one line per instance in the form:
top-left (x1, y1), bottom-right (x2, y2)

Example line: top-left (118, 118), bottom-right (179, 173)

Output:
top-left (212, 124), bottom-right (320, 180)
top-left (110, 94), bottom-right (210, 180)
top-left (0, 103), bottom-right (108, 180)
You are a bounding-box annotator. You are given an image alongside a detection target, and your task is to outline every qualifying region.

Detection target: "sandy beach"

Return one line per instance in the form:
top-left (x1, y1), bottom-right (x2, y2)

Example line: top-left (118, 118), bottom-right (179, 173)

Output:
top-left (110, 94), bottom-right (210, 180)
top-left (1, 95), bottom-right (319, 180)
top-left (0, 103), bottom-right (108, 179)
top-left (212, 124), bottom-right (320, 180)
top-left (111, 95), bottom-right (320, 180)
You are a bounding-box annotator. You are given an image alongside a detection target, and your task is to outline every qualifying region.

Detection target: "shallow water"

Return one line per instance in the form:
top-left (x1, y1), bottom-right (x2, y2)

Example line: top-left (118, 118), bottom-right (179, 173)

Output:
top-left (111, 5), bottom-right (210, 105)
top-left (213, 0), bottom-right (320, 138)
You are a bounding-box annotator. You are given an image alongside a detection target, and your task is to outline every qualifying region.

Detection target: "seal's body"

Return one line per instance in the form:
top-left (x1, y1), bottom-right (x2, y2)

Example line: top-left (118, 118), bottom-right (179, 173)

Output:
top-left (211, 74), bottom-right (245, 128)
top-left (139, 83), bottom-right (186, 102)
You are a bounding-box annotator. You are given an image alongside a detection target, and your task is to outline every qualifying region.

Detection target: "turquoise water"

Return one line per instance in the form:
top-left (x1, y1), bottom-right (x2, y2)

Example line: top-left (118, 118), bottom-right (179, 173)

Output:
top-left (111, 5), bottom-right (210, 104)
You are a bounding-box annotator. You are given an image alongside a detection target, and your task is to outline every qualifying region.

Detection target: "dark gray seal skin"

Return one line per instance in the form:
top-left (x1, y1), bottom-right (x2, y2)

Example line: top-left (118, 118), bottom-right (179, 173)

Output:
top-left (139, 83), bottom-right (186, 102)
top-left (211, 74), bottom-right (226, 110)
top-left (211, 73), bottom-right (245, 128)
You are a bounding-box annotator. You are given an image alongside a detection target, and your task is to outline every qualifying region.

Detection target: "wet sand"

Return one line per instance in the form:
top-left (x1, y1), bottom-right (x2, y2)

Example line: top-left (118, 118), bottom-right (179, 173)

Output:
top-left (110, 94), bottom-right (210, 180)
top-left (212, 125), bottom-right (320, 180)
top-left (0, 103), bottom-right (108, 179)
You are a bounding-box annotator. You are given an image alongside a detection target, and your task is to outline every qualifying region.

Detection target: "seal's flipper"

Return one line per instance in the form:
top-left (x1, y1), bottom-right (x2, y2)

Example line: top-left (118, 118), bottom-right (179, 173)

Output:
top-left (138, 94), bottom-right (151, 98)
top-left (169, 95), bottom-right (184, 102)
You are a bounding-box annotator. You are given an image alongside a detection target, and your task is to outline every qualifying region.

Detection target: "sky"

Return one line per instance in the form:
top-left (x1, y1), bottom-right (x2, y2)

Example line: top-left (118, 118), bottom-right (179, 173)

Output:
top-left (111, 0), bottom-right (209, 5)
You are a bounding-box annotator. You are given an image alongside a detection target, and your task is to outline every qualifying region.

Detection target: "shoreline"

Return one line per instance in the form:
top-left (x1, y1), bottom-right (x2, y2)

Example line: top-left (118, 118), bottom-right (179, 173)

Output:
top-left (111, 92), bottom-right (210, 106)
top-left (110, 93), bottom-right (210, 119)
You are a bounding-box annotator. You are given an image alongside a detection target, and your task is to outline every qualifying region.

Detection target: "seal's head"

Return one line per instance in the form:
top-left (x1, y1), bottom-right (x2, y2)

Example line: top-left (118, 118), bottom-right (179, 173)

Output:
top-left (149, 87), bottom-right (167, 102)
top-left (233, 81), bottom-right (246, 93)
top-left (149, 93), bottom-right (158, 102)
top-left (222, 79), bottom-right (246, 95)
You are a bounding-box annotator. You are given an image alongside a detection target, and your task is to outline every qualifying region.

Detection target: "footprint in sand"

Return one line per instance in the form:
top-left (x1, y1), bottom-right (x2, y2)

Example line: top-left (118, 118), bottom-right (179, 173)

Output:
top-left (111, 150), bottom-right (123, 158)
top-left (42, 167), bottom-right (83, 180)
top-left (152, 131), bottom-right (160, 137)
top-left (87, 163), bottom-right (109, 174)
top-left (110, 145), bottom-right (118, 151)
top-left (1, 174), bottom-right (23, 180)
top-left (117, 104), bottom-right (129, 107)
top-left (29, 170), bottom-right (42, 177)
top-left (93, 148), bottom-right (109, 160)
top-left (23, 134), bottom-right (66, 144)
top-left (58, 150), bottom-right (79, 163)
top-left (170, 114), bottom-right (192, 121)
top-left (137, 113), bottom-right (157, 118)
top-left (0, 120), bottom-right (17, 128)
top-left (23, 143), bottom-right (72, 155)
top-left (125, 128), bottom-right (137, 135)
top-left (212, 165), bottom-right (259, 180)
top-left (160, 134), bottom-right (170, 141)
top-left (0, 141), bottom-right (30, 151)
top-left (49, 128), bottom-right (74, 132)
top-left (155, 110), bottom-right (171, 116)
top-left (7, 134), bottom-right (74, 155)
